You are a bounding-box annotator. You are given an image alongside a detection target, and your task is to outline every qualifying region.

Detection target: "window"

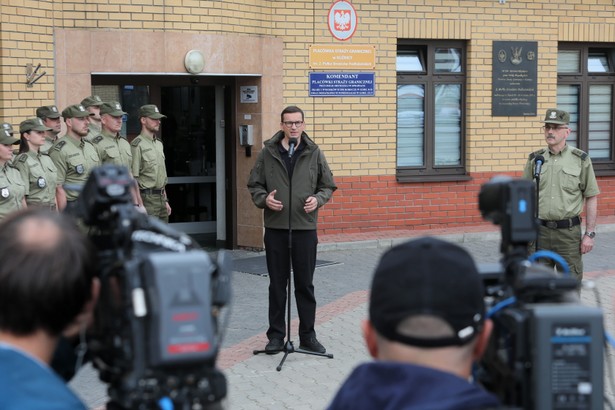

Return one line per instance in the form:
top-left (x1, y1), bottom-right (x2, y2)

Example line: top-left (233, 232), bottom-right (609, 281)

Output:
top-left (558, 44), bottom-right (615, 173)
top-left (396, 41), bottom-right (467, 182)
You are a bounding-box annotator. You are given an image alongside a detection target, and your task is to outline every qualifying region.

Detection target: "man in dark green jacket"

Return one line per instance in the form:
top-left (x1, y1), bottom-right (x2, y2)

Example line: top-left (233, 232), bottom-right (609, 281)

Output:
top-left (248, 105), bottom-right (337, 354)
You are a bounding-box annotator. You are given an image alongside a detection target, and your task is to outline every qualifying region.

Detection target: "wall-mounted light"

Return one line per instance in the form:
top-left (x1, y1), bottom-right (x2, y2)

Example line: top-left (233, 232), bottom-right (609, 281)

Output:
top-left (184, 50), bottom-right (205, 74)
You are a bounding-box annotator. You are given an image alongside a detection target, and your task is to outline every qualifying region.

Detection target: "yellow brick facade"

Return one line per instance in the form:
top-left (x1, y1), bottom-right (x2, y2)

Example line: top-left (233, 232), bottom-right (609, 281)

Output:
top-left (1, 0), bottom-right (615, 248)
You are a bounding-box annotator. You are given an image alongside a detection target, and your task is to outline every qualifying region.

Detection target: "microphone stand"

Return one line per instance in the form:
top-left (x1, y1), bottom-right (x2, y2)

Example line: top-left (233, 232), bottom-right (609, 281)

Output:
top-left (253, 138), bottom-right (333, 371)
top-left (534, 167), bottom-right (541, 253)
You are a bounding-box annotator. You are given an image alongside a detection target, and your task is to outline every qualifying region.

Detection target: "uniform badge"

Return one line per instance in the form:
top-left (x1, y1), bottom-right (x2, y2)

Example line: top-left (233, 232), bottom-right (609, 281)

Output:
top-left (1, 187), bottom-right (9, 198)
top-left (75, 164), bottom-right (85, 174)
top-left (37, 177), bottom-right (46, 188)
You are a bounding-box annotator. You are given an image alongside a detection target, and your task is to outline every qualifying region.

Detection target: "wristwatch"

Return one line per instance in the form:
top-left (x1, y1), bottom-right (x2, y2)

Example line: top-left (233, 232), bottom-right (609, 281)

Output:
top-left (585, 231), bottom-right (596, 239)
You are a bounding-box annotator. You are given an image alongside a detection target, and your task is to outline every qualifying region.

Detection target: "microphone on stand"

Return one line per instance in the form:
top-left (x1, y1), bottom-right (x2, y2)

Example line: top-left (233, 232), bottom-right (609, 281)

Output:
top-left (533, 155), bottom-right (545, 179)
top-left (288, 137), bottom-right (298, 158)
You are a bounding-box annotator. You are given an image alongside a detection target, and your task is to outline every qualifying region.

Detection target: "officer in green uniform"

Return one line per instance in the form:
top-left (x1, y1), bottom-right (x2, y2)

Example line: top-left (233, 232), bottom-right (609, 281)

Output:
top-left (36, 105), bottom-right (62, 154)
top-left (522, 108), bottom-right (600, 281)
top-left (91, 101), bottom-right (131, 167)
top-left (14, 118), bottom-right (58, 210)
top-left (49, 104), bottom-right (101, 210)
top-left (0, 125), bottom-right (26, 220)
top-left (81, 95), bottom-right (104, 142)
top-left (131, 104), bottom-right (171, 222)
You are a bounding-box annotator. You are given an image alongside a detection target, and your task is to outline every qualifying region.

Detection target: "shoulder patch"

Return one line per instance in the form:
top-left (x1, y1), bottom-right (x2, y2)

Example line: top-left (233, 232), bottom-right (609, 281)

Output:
top-left (131, 138), bottom-right (141, 147)
top-left (572, 148), bottom-right (588, 160)
top-left (17, 154), bottom-right (27, 163)
top-left (54, 141), bottom-right (66, 151)
top-left (529, 148), bottom-right (546, 160)
top-left (92, 135), bottom-right (103, 144)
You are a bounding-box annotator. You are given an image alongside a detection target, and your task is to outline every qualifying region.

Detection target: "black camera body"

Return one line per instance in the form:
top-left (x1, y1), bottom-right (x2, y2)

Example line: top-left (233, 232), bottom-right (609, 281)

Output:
top-left (477, 176), bottom-right (604, 410)
top-left (70, 165), bottom-right (231, 410)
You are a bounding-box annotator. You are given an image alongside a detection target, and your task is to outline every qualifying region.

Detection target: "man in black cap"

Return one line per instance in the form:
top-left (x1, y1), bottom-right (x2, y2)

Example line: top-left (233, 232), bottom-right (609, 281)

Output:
top-left (328, 237), bottom-right (500, 410)
top-left (36, 105), bottom-right (62, 154)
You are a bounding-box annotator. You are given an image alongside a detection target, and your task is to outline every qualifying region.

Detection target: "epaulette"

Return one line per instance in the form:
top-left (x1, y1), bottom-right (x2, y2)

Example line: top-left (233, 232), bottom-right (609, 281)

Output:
top-left (131, 138), bottom-right (141, 147)
top-left (529, 148), bottom-right (546, 160)
top-left (17, 154), bottom-right (27, 163)
top-left (54, 141), bottom-right (66, 151)
top-left (92, 135), bottom-right (103, 144)
top-left (571, 148), bottom-right (588, 160)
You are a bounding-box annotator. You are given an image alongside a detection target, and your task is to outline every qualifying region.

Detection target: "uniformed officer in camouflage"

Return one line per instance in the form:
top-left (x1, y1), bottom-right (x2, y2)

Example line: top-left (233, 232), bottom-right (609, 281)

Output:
top-left (14, 118), bottom-right (58, 210)
top-left (0, 125), bottom-right (26, 220)
top-left (36, 105), bottom-right (62, 154)
top-left (81, 95), bottom-right (104, 142)
top-left (49, 104), bottom-right (101, 210)
top-left (522, 108), bottom-right (600, 281)
top-left (131, 104), bottom-right (171, 222)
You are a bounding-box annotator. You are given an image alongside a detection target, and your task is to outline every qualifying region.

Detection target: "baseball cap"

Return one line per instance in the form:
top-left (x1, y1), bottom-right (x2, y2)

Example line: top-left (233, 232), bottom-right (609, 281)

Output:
top-left (20, 118), bottom-right (53, 133)
top-left (369, 237), bottom-right (486, 348)
top-left (138, 104), bottom-right (167, 119)
top-left (543, 108), bottom-right (570, 125)
top-left (62, 104), bottom-right (94, 119)
top-left (80, 95), bottom-right (104, 108)
top-left (36, 105), bottom-right (61, 119)
top-left (100, 101), bottom-right (128, 117)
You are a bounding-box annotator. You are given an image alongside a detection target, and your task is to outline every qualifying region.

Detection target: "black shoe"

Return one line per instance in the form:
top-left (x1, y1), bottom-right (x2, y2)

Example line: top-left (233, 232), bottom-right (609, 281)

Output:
top-left (265, 338), bottom-right (284, 354)
top-left (299, 336), bottom-right (326, 353)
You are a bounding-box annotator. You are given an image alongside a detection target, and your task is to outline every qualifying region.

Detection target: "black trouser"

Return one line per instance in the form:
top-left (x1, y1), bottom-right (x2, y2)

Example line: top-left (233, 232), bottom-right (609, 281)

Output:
top-left (264, 228), bottom-right (318, 341)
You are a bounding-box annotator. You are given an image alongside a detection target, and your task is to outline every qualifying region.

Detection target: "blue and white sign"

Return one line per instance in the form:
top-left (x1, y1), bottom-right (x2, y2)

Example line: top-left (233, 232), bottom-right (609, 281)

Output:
top-left (309, 72), bottom-right (375, 97)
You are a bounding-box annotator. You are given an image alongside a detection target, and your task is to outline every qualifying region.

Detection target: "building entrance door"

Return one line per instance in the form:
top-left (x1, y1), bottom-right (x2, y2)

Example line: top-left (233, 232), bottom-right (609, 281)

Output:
top-left (161, 85), bottom-right (226, 246)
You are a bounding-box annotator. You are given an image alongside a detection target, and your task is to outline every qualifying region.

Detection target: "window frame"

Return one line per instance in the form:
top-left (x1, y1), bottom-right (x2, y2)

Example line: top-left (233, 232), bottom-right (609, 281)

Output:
top-left (396, 40), bottom-right (469, 182)
top-left (558, 43), bottom-right (615, 175)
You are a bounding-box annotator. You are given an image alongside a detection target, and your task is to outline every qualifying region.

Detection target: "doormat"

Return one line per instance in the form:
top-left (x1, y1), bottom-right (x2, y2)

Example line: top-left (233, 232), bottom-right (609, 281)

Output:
top-left (233, 255), bottom-right (339, 276)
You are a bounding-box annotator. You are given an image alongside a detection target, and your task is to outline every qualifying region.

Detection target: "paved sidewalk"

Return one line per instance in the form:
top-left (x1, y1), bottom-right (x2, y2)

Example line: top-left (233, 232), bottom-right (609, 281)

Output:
top-left (71, 218), bottom-right (615, 409)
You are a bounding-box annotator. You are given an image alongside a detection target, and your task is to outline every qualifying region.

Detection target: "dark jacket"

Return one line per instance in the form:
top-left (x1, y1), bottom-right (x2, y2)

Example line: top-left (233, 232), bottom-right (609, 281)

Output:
top-left (247, 130), bottom-right (337, 230)
top-left (327, 361), bottom-right (501, 410)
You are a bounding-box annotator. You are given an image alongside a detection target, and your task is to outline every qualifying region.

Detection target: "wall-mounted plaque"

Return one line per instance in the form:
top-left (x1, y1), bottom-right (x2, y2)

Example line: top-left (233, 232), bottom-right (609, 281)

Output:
top-left (492, 41), bottom-right (537, 116)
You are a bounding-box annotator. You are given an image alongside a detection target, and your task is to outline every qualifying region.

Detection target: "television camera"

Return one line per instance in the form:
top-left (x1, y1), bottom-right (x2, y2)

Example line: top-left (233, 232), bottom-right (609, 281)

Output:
top-left (69, 164), bottom-right (231, 410)
top-left (477, 175), bottom-right (604, 410)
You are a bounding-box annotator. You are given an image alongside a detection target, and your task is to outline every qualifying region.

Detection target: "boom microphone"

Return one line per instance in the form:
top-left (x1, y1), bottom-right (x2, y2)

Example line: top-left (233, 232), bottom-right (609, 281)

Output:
top-left (533, 155), bottom-right (544, 179)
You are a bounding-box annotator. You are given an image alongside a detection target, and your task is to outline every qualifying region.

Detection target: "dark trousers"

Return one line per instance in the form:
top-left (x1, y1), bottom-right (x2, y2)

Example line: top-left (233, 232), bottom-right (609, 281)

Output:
top-left (264, 228), bottom-right (318, 341)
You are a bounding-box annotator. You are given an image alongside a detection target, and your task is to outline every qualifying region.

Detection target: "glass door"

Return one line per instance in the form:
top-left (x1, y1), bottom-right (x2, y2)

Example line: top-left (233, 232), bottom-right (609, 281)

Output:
top-left (161, 86), bottom-right (217, 243)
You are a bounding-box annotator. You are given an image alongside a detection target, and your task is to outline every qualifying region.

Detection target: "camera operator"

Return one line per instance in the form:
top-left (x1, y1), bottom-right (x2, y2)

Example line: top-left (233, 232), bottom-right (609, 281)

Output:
top-left (327, 237), bottom-right (500, 410)
top-left (522, 108), bottom-right (600, 282)
top-left (0, 208), bottom-right (99, 409)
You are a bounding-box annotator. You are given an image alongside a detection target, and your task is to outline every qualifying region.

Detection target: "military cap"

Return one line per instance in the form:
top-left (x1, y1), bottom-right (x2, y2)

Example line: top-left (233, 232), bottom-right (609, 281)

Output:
top-left (80, 95), bottom-right (104, 108)
top-left (138, 104), bottom-right (167, 119)
top-left (20, 117), bottom-right (52, 133)
top-left (36, 105), bottom-right (61, 119)
top-left (543, 108), bottom-right (570, 125)
top-left (100, 101), bottom-right (128, 117)
top-left (1, 122), bottom-right (13, 138)
top-left (62, 104), bottom-right (94, 119)
top-left (0, 124), bottom-right (19, 145)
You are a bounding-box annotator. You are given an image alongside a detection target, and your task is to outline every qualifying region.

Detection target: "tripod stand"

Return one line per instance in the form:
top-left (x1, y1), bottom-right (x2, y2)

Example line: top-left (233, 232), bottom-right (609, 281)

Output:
top-left (253, 139), bottom-right (334, 371)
